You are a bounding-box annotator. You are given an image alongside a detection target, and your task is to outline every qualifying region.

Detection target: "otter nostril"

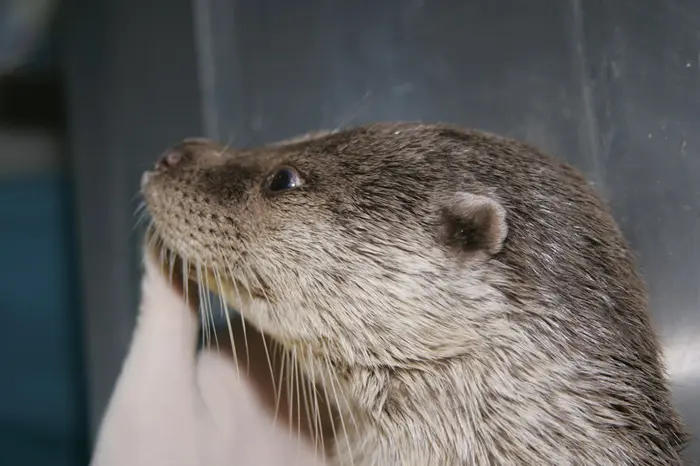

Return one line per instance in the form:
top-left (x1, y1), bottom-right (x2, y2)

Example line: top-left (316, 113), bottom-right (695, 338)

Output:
top-left (155, 146), bottom-right (185, 171)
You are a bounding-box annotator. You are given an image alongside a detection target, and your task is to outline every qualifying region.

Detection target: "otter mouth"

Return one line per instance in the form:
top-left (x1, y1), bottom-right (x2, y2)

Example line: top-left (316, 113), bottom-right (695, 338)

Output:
top-left (145, 227), bottom-right (268, 306)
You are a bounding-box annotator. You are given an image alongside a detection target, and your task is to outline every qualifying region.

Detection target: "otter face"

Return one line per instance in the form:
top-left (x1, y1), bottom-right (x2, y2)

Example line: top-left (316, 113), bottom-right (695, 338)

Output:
top-left (141, 124), bottom-right (509, 368)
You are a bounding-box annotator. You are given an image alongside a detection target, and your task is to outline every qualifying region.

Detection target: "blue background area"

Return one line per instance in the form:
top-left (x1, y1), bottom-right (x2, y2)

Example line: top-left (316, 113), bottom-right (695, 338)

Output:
top-left (0, 174), bottom-right (87, 466)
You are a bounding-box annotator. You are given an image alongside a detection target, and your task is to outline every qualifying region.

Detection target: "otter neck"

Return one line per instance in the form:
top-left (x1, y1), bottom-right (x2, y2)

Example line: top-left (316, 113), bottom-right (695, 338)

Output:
top-left (313, 351), bottom-right (669, 465)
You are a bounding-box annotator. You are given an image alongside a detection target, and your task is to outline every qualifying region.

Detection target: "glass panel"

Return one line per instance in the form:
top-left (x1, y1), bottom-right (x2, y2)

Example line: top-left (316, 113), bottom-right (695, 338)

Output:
top-left (196, 0), bottom-right (699, 459)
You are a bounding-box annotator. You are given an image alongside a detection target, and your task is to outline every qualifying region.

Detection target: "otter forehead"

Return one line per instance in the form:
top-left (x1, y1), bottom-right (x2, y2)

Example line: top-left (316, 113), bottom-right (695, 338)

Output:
top-left (140, 122), bottom-right (586, 273)
top-left (145, 123), bottom-right (452, 192)
top-left (139, 125), bottom-right (429, 262)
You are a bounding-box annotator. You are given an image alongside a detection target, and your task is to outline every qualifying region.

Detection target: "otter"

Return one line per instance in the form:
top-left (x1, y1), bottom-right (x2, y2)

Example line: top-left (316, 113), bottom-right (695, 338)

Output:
top-left (139, 122), bottom-right (688, 465)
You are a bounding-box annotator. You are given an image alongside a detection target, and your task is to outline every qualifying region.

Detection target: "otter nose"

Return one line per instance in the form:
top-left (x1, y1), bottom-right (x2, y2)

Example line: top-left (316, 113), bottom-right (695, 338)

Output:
top-left (155, 145), bottom-right (187, 171)
top-left (154, 138), bottom-right (214, 171)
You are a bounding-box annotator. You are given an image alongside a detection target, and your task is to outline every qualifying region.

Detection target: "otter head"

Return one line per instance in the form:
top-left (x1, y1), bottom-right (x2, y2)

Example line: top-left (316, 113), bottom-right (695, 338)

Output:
top-left (141, 123), bottom-right (690, 465)
top-left (141, 124), bottom-right (510, 371)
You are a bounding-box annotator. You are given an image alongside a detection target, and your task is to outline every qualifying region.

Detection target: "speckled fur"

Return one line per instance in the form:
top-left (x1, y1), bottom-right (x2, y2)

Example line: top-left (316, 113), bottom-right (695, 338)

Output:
top-left (142, 123), bottom-right (689, 465)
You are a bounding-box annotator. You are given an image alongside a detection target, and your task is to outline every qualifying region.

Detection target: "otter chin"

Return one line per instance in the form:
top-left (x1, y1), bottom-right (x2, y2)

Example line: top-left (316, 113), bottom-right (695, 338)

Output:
top-left (147, 233), bottom-right (265, 305)
top-left (144, 227), bottom-right (300, 349)
top-left (140, 123), bottom-right (689, 466)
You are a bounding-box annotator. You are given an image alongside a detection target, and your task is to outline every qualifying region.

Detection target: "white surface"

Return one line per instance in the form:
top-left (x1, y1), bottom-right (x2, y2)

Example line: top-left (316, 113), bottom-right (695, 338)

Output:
top-left (89, 254), bottom-right (325, 466)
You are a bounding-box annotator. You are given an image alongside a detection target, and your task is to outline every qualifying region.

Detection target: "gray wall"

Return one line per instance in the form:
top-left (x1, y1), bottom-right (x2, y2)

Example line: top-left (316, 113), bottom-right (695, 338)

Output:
top-left (64, 0), bottom-right (699, 460)
top-left (62, 0), bottom-right (204, 440)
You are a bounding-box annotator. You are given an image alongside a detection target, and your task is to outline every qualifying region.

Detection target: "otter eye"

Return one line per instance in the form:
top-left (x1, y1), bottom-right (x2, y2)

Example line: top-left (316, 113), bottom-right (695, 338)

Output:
top-left (266, 167), bottom-right (302, 193)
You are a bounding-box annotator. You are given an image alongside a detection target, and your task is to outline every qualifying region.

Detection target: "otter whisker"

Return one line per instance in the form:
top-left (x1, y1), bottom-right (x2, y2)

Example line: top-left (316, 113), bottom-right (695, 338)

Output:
top-left (226, 264), bottom-right (251, 375)
top-left (242, 250), bottom-right (338, 457)
top-left (309, 354), bottom-right (328, 462)
top-left (212, 267), bottom-right (241, 380)
top-left (202, 270), bottom-right (220, 352)
top-left (144, 222), bottom-right (159, 255)
top-left (197, 266), bottom-right (208, 343)
top-left (334, 90), bottom-right (373, 133)
top-left (286, 349), bottom-right (295, 443)
top-left (206, 275), bottom-right (216, 349)
top-left (308, 352), bottom-right (328, 462)
top-left (271, 339), bottom-right (279, 372)
top-left (144, 225), bottom-right (164, 271)
top-left (245, 258), bottom-right (313, 443)
top-left (133, 199), bottom-right (146, 215)
top-left (194, 263), bottom-right (209, 347)
top-left (159, 244), bottom-right (167, 274)
top-left (321, 342), bottom-right (360, 440)
top-left (259, 333), bottom-right (277, 408)
top-left (309, 353), bottom-right (341, 465)
top-left (168, 249), bottom-right (176, 287)
top-left (273, 342), bottom-right (287, 428)
top-left (132, 204), bottom-right (150, 232)
top-left (214, 134), bottom-right (235, 159)
top-left (297, 346), bottom-right (320, 459)
top-left (198, 264), bottom-right (213, 349)
top-left (239, 260), bottom-right (278, 400)
top-left (292, 348), bottom-right (303, 461)
top-left (321, 350), bottom-right (356, 466)
top-left (182, 256), bottom-right (191, 319)
top-left (156, 244), bottom-right (166, 285)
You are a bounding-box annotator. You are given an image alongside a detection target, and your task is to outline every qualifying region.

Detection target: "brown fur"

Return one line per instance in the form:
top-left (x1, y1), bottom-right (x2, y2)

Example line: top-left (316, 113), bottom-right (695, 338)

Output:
top-left (142, 123), bottom-right (689, 465)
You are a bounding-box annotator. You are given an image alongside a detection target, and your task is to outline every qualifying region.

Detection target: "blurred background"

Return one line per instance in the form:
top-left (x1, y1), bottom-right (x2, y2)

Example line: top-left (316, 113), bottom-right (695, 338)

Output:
top-left (0, 0), bottom-right (698, 464)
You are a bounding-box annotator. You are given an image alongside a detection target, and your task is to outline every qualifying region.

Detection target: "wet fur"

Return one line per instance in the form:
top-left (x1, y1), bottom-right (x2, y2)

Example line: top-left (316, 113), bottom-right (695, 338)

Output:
top-left (141, 123), bottom-right (689, 465)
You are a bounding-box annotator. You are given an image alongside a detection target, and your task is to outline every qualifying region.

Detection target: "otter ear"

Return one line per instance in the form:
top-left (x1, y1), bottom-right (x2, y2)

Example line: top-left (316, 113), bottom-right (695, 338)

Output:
top-left (438, 193), bottom-right (508, 255)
